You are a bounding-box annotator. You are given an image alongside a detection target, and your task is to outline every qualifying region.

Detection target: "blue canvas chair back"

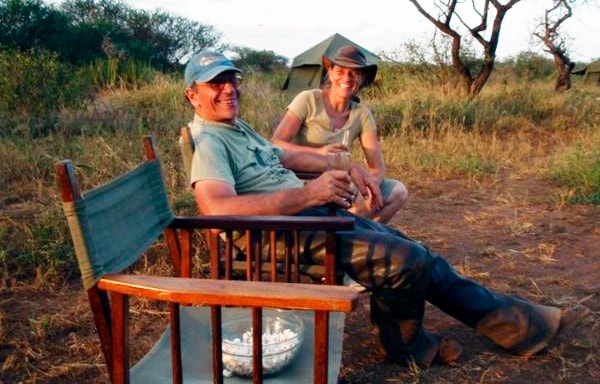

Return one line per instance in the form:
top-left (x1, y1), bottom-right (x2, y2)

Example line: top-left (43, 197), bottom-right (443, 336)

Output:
top-left (58, 150), bottom-right (174, 290)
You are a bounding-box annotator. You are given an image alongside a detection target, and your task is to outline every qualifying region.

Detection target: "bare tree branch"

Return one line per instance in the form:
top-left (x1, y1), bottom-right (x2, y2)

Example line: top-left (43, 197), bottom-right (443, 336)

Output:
top-left (408, 0), bottom-right (522, 98)
top-left (533, 0), bottom-right (575, 91)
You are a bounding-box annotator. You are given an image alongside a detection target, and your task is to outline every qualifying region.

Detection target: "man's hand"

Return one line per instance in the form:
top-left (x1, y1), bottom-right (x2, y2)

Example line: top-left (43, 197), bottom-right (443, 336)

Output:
top-left (349, 164), bottom-right (383, 211)
top-left (304, 170), bottom-right (355, 208)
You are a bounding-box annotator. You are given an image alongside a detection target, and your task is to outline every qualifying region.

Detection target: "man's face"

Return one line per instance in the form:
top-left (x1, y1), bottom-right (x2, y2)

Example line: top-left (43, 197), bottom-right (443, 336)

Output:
top-left (185, 71), bottom-right (241, 123)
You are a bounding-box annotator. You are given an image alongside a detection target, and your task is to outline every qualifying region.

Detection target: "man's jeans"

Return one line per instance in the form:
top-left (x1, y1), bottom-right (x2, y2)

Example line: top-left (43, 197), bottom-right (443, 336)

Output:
top-left (298, 207), bottom-right (561, 365)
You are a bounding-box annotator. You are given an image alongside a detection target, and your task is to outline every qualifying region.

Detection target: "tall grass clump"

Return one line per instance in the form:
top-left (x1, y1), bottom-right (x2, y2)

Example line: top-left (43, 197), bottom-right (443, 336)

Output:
top-left (0, 51), bottom-right (169, 139)
top-left (547, 130), bottom-right (600, 204)
top-left (59, 75), bottom-right (191, 136)
top-left (85, 57), bottom-right (160, 90)
top-left (366, 64), bottom-right (599, 135)
top-left (238, 69), bottom-right (289, 135)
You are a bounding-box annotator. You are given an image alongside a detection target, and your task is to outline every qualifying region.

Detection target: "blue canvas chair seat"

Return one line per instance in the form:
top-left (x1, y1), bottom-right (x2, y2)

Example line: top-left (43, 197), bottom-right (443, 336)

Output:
top-left (130, 307), bottom-right (346, 384)
top-left (56, 136), bottom-right (356, 383)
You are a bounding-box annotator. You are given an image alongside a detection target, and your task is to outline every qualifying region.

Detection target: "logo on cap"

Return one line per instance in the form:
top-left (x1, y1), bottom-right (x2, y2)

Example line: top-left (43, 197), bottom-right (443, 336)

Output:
top-left (196, 54), bottom-right (221, 67)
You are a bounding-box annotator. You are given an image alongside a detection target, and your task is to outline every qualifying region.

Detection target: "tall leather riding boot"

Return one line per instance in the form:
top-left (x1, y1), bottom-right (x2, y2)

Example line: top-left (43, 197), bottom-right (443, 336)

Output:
top-left (370, 290), bottom-right (440, 367)
top-left (426, 254), bottom-right (561, 357)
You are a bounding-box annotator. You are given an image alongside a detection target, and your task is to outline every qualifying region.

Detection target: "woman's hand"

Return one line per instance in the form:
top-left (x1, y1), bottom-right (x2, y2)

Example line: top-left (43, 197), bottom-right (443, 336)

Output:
top-left (349, 164), bottom-right (383, 211)
top-left (317, 143), bottom-right (349, 156)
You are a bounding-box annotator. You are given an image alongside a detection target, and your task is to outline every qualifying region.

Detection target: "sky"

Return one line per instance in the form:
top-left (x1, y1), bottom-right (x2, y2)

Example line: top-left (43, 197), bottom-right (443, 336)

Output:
top-left (122, 1), bottom-right (598, 63)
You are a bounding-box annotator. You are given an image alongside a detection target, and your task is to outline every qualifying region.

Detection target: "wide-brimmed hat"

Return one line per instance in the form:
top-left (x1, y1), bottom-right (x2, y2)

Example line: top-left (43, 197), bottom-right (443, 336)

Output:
top-left (322, 45), bottom-right (378, 86)
top-left (184, 50), bottom-right (242, 87)
top-left (323, 45), bottom-right (369, 69)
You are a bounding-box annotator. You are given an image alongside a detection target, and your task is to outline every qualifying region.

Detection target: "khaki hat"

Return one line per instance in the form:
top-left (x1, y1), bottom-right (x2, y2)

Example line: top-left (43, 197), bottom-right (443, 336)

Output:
top-left (323, 45), bottom-right (369, 69)
top-left (322, 45), bottom-right (378, 87)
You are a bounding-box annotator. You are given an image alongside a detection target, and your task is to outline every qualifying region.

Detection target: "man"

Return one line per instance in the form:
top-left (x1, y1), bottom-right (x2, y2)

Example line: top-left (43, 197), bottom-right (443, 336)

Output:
top-left (183, 50), bottom-right (589, 368)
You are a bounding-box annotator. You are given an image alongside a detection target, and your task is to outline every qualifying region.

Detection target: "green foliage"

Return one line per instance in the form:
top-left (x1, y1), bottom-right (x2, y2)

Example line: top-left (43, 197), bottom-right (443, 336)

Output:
top-left (0, 49), bottom-right (92, 137)
top-left (0, 49), bottom-right (174, 137)
top-left (0, 0), bottom-right (71, 53)
top-left (231, 46), bottom-right (289, 73)
top-left (505, 51), bottom-right (555, 81)
top-left (0, 0), bottom-right (222, 69)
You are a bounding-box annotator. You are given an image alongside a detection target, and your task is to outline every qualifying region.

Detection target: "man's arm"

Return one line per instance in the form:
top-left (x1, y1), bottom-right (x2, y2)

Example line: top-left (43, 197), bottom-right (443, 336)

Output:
top-left (194, 171), bottom-right (355, 216)
top-left (279, 147), bottom-right (327, 173)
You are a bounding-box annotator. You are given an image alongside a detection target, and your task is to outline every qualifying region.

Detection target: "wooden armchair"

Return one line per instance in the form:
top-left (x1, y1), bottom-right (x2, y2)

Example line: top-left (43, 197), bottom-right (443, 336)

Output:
top-left (56, 136), bottom-right (357, 383)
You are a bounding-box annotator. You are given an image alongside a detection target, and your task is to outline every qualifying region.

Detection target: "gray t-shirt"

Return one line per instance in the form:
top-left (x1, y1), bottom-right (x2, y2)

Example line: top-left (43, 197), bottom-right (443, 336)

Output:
top-left (189, 115), bottom-right (304, 194)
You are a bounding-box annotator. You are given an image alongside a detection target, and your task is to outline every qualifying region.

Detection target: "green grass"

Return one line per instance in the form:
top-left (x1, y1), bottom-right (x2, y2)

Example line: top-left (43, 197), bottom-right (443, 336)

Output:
top-left (547, 136), bottom-right (600, 204)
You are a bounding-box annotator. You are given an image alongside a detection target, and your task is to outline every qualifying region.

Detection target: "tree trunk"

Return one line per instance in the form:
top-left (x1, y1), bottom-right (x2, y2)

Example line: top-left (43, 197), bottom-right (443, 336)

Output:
top-left (554, 56), bottom-right (574, 92)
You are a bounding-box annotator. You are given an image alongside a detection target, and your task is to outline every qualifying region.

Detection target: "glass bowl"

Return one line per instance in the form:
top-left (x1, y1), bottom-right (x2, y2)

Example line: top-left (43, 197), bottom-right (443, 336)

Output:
top-left (221, 309), bottom-right (305, 377)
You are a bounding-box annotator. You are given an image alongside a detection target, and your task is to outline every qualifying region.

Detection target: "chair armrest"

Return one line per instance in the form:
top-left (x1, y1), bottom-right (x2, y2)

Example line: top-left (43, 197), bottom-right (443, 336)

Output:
top-left (170, 215), bottom-right (355, 232)
top-left (97, 274), bottom-right (357, 312)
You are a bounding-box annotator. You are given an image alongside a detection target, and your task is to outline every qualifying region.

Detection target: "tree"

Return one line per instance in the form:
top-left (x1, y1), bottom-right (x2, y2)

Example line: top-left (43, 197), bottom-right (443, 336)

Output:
top-left (533, 0), bottom-right (577, 92)
top-left (408, 0), bottom-right (522, 99)
top-left (230, 46), bottom-right (288, 72)
top-left (0, 0), bottom-right (72, 53)
top-left (59, 0), bottom-right (222, 68)
top-left (0, 0), bottom-right (223, 69)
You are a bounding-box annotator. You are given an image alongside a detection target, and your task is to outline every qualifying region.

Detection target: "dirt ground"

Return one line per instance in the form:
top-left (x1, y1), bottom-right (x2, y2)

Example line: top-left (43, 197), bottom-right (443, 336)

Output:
top-left (339, 175), bottom-right (599, 383)
top-left (1, 174), bottom-right (598, 383)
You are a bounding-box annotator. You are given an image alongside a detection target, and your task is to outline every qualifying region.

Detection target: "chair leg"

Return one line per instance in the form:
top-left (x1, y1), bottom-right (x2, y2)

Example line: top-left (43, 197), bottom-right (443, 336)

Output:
top-left (110, 292), bottom-right (129, 384)
top-left (210, 306), bottom-right (224, 384)
top-left (314, 310), bottom-right (330, 384)
top-left (169, 302), bottom-right (182, 384)
top-left (251, 307), bottom-right (263, 384)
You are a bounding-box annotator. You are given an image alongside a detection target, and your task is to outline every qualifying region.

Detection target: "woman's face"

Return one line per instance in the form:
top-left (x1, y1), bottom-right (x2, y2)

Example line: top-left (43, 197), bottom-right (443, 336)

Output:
top-left (328, 65), bottom-right (363, 97)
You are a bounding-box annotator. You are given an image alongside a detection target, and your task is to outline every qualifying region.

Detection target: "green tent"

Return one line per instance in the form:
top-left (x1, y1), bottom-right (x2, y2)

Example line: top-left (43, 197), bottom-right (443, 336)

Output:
top-left (282, 33), bottom-right (380, 95)
top-left (573, 60), bottom-right (600, 85)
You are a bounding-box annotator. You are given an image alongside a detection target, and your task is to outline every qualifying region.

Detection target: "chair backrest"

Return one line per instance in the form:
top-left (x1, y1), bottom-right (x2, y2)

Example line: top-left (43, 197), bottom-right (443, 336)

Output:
top-left (180, 126), bottom-right (196, 186)
top-left (56, 137), bottom-right (173, 291)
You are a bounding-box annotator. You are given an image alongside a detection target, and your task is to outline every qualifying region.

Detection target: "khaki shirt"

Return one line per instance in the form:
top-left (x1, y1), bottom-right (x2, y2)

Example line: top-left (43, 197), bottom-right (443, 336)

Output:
top-left (287, 89), bottom-right (377, 147)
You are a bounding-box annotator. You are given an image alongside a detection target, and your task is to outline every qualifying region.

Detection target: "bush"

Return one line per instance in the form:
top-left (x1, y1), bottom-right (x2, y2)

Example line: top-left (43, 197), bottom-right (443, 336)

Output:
top-left (0, 49), bottom-right (91, 137)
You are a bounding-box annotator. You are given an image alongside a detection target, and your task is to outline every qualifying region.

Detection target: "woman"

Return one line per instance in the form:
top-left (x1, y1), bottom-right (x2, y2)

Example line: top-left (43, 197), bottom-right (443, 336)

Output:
top-left (272, 45), bottom-right (407, 223)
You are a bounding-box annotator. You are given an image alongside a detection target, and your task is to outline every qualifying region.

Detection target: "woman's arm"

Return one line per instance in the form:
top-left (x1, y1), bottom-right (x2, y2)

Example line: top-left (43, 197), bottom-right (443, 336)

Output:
top-left (359, 128), bottom-right (386, 184)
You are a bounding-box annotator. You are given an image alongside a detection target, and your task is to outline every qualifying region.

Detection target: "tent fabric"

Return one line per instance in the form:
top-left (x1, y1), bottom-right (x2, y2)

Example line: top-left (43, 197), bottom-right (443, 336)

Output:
top-left (283, 33), bottom-right (380, 95)
top-left (572, 60), bottom-right (600, 85)
top-left (62, 159), bottom-right (175, 290)
top-left (584, 60), bottom-right (600, 84)
top-left (130, 306), bottom-right (347, 383)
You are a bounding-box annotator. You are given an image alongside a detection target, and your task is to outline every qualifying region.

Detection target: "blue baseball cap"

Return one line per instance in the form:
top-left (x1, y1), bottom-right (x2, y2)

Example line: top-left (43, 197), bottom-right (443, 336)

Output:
top-left (184, 51), bottom-right (242, 87)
